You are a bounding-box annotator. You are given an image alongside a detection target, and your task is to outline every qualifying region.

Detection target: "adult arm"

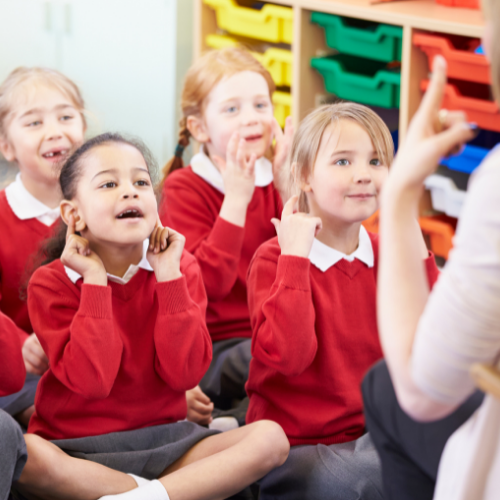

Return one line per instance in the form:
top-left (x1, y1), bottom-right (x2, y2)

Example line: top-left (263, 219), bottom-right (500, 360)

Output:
top-left (377, 56), bottom-right (476, 421)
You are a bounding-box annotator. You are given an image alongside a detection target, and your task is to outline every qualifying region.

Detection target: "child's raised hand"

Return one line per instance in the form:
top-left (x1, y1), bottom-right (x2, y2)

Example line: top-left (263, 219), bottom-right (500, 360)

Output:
top-left (213, 131), bottom-right (256, 208)
top-left (186, 385), bottom-right (214, 426)
top-left (147, 218), bottom-right (185, 282)
top-left (61, 215), bottom-right (107, 286)
top-left (22, 334), bottom-right (49, 375)
top-left (272, 195), bottom-right (322, 258)
top-left (272, 117), bottom-right (294, 198)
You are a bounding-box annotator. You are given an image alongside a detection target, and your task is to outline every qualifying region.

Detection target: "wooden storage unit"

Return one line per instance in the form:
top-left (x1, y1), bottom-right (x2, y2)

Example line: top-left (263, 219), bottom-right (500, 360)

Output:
top-left (194, 0), bottom-right (486, 256)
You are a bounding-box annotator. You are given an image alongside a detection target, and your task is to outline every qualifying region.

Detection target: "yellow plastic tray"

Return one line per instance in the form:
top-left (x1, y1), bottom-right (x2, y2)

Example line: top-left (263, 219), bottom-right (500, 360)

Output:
top-left (206, 34), bottom-right (293, 87)
top-left (273, 90), bottom-right (291, 128)
top-left (204, 0), bottom-right (293, 44)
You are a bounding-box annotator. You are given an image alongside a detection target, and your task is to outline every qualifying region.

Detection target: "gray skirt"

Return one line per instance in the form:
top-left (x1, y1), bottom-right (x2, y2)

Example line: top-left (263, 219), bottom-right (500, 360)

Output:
top-left (52, 421), bottom-right (219, 480)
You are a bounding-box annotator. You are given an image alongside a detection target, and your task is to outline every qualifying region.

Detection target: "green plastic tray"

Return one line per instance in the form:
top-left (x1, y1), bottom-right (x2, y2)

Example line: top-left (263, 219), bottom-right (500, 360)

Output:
top-left (311, 12), bottom-right (403, 63)
top-left (311, 54), bottom-right (401, 108)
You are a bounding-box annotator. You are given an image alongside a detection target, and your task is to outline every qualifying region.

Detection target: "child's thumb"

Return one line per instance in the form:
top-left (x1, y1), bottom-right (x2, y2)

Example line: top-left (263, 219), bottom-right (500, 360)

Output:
top-left (212, 154), bottom-right (226, 173)
top-left (271, 218), bottom-right (280, 235)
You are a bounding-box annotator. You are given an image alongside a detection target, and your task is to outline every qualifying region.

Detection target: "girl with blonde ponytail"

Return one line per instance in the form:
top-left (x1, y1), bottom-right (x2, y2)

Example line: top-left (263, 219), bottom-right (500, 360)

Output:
top-left (159, 47), bottom-right (292, 426)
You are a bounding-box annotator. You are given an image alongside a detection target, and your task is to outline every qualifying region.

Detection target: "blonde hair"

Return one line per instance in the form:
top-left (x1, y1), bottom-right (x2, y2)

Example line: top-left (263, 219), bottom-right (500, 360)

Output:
top-left (289, 102), bottom-right (394, 212)
top-left (161, 47), bottom-right (276, 185)
top-left (482, 0), bottom-right (500, 103)
top-left (0, 67), bottom-right (86, 139)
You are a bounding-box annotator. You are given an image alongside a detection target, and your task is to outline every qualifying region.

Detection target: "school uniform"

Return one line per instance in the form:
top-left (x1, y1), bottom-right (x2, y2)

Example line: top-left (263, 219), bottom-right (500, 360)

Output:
top-left (160, 152), bottom-right (281, 406)
top-left (0, 311), bottom-right (28, 500)
top-left (0, 174), bottom-right (59, 416)
top-left (27, 242), bottom-right (218, 478)
top-left (246, 228), bottom-right (440, 500)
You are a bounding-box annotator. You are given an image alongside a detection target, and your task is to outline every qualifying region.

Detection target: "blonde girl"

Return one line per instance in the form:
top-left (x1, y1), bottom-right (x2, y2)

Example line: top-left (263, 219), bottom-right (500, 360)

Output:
top-left (245, 102), bottom-right (440, 500)
top-left (0, 67), bottom-right (86, 425)
top-left (159, 47), bottom-right (292, 424)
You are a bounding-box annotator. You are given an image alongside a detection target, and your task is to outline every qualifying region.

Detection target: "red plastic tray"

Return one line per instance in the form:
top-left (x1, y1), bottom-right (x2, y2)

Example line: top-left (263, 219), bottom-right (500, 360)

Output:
top-left (436, 0), bottom-right (480, 8)
top-left (421, 79), bottom-right (500, 133)
top-left (414, 33), bottom-right (489, 84)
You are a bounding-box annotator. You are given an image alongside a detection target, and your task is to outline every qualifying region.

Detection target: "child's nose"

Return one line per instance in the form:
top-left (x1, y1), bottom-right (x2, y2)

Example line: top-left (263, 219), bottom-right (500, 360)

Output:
top-left (354, 165), bottom-right (372, 183)
top-left (123, 192), bottom-right (139, 199)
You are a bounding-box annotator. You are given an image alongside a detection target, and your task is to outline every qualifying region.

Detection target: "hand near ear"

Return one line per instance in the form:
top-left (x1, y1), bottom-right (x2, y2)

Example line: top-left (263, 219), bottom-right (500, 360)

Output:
top-left (60, 215), bottom-right (107, 286)
top-left (272, 195), bottom-right (322, 258)
top-left (272, 116), bottom-right (294, 200)
top-left (147, 217), bottom-right (185, 282)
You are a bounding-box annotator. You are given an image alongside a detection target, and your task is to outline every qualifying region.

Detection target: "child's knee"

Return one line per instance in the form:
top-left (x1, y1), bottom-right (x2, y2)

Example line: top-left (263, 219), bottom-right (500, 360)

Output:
top-left (251, 420), bottom-right (290, 469)
top-left (19, 435), bottom-right (65, 485)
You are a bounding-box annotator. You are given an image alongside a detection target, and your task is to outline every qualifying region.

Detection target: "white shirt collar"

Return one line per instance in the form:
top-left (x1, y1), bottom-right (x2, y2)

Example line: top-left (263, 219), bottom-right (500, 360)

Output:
top-left (308, 225), bottom-right (374, 272)
top-left (190, 150), bottom-right (274, 193)
top-left (5, 173), bottom-right (60, 226)
top-left (64, 239), bottom-right (154, 285)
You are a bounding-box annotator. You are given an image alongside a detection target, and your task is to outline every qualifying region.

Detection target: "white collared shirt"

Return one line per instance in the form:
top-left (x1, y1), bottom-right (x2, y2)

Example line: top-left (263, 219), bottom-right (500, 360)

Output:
top-left (5, 173), bottom-right (60, 226)
top-left (64, 239), bottom-right (154, 285)
top-left (308, 225), bottom-right (374, 272)
top-left (189, 150), bottom-right (274, 193)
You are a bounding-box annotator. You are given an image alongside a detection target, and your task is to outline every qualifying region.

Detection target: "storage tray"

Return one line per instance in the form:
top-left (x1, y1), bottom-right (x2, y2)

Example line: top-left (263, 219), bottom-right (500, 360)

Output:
top-left (206, 34), bottom-right (293, 87)
top-left (311, 12), bottom-right (402, 63)
top-left (311, 54), bottom-right (401, 108)
top-left (203, 0), bottom-right (293, 44)
top-left (413, 32), bottom-right (489, 84)
top-left (436, 0), bottom-right (480, 9)
top-left (424, 174), bottom-right (467, 218)
top-left (421, 80), bottom-right (500, 133)
top-left (440, 144), bottom-right (489, 174)
top-left (273, 90), bottom-right (291, 128)
top-left (419, 216), bottom-right (456, 260)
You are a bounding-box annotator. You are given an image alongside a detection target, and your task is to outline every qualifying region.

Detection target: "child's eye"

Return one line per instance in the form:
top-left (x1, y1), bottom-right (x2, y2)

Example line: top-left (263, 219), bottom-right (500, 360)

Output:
top-left (225, 106), bottom-right (238, 114)
top-left (60, 115), bottom-right (73, 121)
top-left (27, 121), bottom-right (42, 127)
top-left (255, 102), bottom-right (269, 109)
top-left (101, 182), bottom-right (116, 189)
top-left (370, 159), bottom-right (382, 166)
top-left (135, 179), bottom-right (150, 187)
top-left (335, 159), bottom-right (349, 166)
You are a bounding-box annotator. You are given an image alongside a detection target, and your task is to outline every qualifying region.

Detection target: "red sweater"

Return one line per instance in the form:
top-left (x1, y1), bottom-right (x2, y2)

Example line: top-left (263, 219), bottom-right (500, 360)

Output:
top-left (27, 252), bottom-right (212, 440)
top-left (0, 313), bottom-right (26, 396)
top-left (246, 234), bottom-right (440, 446)
top-left (0, 189), bottom-right (57, 344)
top-left (160, 166), bottom-right (281, 342)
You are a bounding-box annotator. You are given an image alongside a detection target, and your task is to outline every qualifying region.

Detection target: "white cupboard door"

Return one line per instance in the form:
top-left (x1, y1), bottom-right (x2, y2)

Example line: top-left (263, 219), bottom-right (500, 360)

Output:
top-left (59, 0), bottom-right (177, 165)
top-left (0, 0), bottom-right (58, 83)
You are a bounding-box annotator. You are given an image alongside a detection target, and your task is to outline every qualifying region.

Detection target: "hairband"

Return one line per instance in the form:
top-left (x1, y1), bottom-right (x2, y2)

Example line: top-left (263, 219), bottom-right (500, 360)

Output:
top-left (175, 143), bottom-right (185, 158)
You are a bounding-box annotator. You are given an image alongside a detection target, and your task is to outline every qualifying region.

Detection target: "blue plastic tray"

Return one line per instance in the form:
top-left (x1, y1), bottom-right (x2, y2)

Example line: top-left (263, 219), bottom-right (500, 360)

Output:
top-left (440, 144), bottom-right (489, 174)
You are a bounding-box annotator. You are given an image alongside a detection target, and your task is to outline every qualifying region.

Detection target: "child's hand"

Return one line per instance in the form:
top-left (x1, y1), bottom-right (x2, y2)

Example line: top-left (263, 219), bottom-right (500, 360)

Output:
top-left (213, 132), bottom-right (257, 209)
top-left (272, 117), bottom-right (294, 199)
top-left (147, 218), bottom-right (185, 282)
top-left (61, 215), bottom-right (107, 286)
top-left (272, 195), bottom-right (322, 258)
top-left (22, 334), bottom-right (49, 375)
top-left (186, 385), bottom-right (214, 426)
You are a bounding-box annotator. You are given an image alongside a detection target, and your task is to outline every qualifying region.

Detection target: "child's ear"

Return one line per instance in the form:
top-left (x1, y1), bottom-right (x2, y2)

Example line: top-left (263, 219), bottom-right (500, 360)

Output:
top-left (0, 137), bottom-right (16, 162)
top-left (60, 200), bottom-right (87, 232)
top-left (292, 162), bottom-right (312, 193)
top-left (187, 115), bottom-right (209, 144)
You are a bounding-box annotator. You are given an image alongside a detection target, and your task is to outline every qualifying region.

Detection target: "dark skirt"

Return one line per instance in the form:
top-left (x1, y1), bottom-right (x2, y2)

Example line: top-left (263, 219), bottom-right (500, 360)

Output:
top-left (52, 421), bottom-right (219, 480)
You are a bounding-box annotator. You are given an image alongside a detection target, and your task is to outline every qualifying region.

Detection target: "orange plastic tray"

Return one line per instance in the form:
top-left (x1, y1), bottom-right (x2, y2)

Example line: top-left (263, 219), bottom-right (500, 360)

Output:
top-left (362, 211), bottom-right (380, 234)
top-left (419, 216), bottom-right (456, 260)
top-left (414, 33), bottom-right (489, 84)
top-left (436, 0), bottom-right (479, 8)
top-left (421, 79), bottom-right (500, 133)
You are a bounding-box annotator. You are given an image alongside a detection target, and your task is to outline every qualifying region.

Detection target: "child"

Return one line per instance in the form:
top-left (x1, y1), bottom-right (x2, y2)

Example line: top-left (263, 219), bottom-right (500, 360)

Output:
top-left (0, 67), bottom-right (86, 425)
top-left (0, 314), bottom-right (28, 500)
top-left (246, 103), bottom-right (440, 500)
top-left (159, 47), bottom-right (291, 421)
top-left (16, 133), bottom-right (288, 500)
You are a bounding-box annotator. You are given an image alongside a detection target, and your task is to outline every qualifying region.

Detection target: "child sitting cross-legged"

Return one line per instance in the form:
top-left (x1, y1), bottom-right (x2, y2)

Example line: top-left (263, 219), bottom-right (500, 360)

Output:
top-left (246, 103), bottom-right (440, 500)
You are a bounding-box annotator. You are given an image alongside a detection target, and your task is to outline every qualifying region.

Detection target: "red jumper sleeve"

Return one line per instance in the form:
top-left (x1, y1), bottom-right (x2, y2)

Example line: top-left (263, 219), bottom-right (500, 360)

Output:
top-left (0, 313), bottom-right (26, 396)
top-left (153, 259), bottom-right (212, 391)
top-left (247, 252), bottom-right (318, 376)
top-left (425, 252), bottom-right (440, 290)
top-left (160, 181), bottom-right (245, 302)
top-left (28, 269), bottom-right (123, 400)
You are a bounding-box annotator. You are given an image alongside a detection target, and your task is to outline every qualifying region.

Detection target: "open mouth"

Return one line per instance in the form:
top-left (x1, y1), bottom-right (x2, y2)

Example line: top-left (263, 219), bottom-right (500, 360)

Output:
top-left (243, 134), bottom-right (263, 142)
top-left (116, 208), bottom-right (144, 219)
top-left (42, 149), bottom-right (69, 160)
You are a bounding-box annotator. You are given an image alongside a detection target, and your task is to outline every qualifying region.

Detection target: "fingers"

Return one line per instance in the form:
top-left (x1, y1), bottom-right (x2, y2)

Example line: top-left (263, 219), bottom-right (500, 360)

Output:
top-left (66, 214), bottom-right (76, 241)
top-left (272, 117), bottom-right (284, 143)
top-left (430, 121), bottom-right (476, 161)
top-left (282, 195), bottom-right (298, 219)
top-left (192, 386), bottom-right (211, 405)
top-left (226, 132), bottom-right (240, 167)
top-left (245, 153), bottom-right (257, 177)
top-left (271, 217), bottom-right (280, 235)
top-left (419, 55), bottom-right (447, 121)
top-left (284, 116), bottom-right (294, 140)
top-left (212, 154), bottom-right (227, 174)
top-left (313, 216), bottom-right (323, 236)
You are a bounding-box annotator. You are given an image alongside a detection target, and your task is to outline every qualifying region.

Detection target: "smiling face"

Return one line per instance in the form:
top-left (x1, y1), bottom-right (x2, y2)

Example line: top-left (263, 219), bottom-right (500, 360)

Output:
top-left (304, 119), bottom-right (389, 225)
top-left (65, 142), bottom-right (158, 249)
top-left (190, 70), bottom-right (274, 162)
top-left (0, 83), bottom-right (85, 185)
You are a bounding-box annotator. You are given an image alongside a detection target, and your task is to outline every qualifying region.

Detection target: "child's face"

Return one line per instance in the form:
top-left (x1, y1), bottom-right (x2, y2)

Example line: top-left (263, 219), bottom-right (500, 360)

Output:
top-left (200, 70), bottom-right (274, 160)
top-left (71, 143), bottom-right (158, 248)
top-left (0, 84), bottom-right (85, 184)
top-left (304, 120), bottom-right (389, 225)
